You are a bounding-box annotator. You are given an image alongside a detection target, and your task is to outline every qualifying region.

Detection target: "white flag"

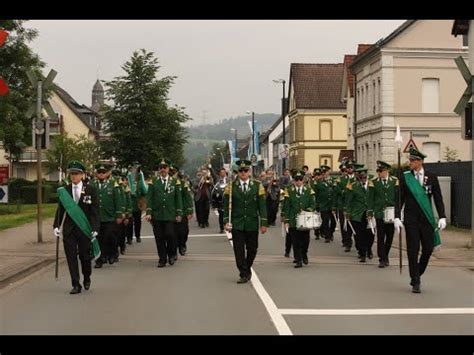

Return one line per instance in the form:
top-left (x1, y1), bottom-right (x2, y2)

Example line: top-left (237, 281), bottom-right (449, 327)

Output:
top-left (395, 124), bottom-right (403, 145)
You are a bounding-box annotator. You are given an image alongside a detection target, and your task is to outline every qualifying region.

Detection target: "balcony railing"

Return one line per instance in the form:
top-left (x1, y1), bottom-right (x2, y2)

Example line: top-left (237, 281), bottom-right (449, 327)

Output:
top-left (17, 150), bottom-right (48, 162)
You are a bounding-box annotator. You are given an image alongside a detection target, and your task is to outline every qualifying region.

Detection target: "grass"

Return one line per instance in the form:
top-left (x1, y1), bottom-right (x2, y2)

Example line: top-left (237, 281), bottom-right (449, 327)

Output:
top-left (0, 203), bottom-right (57, 231)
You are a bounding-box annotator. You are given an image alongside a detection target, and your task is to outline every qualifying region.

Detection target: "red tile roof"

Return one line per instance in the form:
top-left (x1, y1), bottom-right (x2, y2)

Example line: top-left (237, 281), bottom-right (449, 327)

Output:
top-left (343, 55), bottom-right (356, 97)
top-left (290, 63), bottom-right (345, 109)
top-left (357, 44), bottom-right (372, 55)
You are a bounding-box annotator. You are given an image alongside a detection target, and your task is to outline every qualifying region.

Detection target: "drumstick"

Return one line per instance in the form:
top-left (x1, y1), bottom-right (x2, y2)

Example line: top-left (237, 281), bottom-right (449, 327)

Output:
top-left (347, 219), bottom-right (356, 235)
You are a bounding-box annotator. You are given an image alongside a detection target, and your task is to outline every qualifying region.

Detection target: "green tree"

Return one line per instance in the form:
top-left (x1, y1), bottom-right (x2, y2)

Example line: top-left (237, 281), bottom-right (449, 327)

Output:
top-left (45, 134), bottom-right (102, 179)
top-left (101, 49), bottom-right (190, 172)
top-left (0, 20), bottom-right (46, 161)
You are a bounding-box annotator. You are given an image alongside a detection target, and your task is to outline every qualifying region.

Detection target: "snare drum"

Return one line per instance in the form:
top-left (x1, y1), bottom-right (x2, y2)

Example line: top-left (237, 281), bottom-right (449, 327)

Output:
top-left (384, 206), bottom-right (395, 224)
top-left (313, 212), bottom-right (322, 229)
top-left (296, 211), bottom-right (316, 231)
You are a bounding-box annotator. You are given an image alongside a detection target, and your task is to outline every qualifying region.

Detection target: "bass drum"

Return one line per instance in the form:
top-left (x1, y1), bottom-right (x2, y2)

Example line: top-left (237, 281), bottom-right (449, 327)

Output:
top-left (313, 212), bottom-right (322, 229)
top-left (211, 181), bottom-right (226, 209)
top-left (384, 206), bottom-right (395, 224)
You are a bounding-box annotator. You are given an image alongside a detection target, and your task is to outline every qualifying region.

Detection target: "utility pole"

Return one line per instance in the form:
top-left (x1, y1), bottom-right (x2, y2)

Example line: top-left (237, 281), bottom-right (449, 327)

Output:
top-left (27, 69), bottom-right (57, 243)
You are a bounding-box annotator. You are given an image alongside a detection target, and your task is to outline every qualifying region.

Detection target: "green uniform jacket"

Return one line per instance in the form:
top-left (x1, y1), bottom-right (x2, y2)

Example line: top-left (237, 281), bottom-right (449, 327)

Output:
top-left (345, 180), bottom-right (374, 222)
top-left (146, 176), bottom-right (183, 221)
top-left (182, 181), bottom-right (194, 216)
top-left (131, 178), bottom-right (148, 212)
top-left (122, 186), bottom-right (132, 218)
top-left (282, 185), bottom-right (316, 229)
top-left (312, 179), bottom-right (334, 212)
top-left (223, 178), bottom-right (268, 232)
top-left (369, 175), bottom-right (399, 220)
top-left (91, 178), bottom-right (124, 223)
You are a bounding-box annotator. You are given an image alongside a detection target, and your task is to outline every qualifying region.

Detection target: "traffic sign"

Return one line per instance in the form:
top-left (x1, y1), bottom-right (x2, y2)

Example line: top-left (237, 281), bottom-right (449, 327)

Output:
top-left (403, 138), bottom-right (418, 153)
top-left (0, 185), bottom-right (8, 203)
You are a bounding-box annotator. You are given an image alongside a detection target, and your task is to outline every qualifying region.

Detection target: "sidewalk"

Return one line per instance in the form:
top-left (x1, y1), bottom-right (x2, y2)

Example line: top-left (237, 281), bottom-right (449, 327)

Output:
top-left (1, 218), bottom-right (472, 289)
top-left (0, 218), bottom-right (60, 288)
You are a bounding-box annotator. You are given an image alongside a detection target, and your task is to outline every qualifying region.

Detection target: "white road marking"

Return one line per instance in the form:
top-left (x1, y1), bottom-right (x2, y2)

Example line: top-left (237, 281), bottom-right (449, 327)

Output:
top-left (279, 308), bottom-right (474, 316)
top-left (135, 234), bottom-right (225, 239)
top-left (228, 239), bottom-right (293, 335)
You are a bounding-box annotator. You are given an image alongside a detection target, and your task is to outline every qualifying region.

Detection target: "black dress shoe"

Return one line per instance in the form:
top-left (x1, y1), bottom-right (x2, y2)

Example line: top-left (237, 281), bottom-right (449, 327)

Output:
top-left (384, 260), bottom-right (390, 266)
top-left (70, 286), bottom-right (82, 294)
top-left (168, 257), bottom-right (175, 265)
top-left (324, 239), bottom-right (330, 243)
top-left (126, 239), bottom-right (132, 245)
top-left (94, 263), bottom-right (103, 269)
top-left (412, 284), bottom-right (421, 293)
top-left (83, 280), bottom-right (91, 290)
top-left (367, 253), bottom-right (373, 259)
top-left (120, 248), bottom-right (125, 255)
top-left (293, 259), bottom-right (297, 263)
top-left (359, 256), bottom-right (366, 263)
top-left (157, 263), bottom-right (166, 268)
top-left (108, 257), bottom-right (114, 264)
top-left (344, 247), bottom-right (351, 252)
top-left (136, 238), bottom-right (141, 243)
top-left (378, 262), bottom-right (385, 268)
top-left (179, 247), bottom-right (185, 256)
top-left (284, 252), bottom-right (290, 258)
top-left (294, 262), bottom-right (303, 268)
top-left (237, 277), bottom-right (248, 284)
top-left (302, 256), bottom-right (308, 265)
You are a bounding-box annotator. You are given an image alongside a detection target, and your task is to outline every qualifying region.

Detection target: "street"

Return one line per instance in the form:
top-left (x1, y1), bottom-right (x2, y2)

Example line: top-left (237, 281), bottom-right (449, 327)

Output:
top-left (1, 212), bottom-right (473, 335)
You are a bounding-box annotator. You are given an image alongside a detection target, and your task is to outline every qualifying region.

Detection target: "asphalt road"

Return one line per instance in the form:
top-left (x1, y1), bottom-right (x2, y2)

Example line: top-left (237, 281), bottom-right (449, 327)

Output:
top-left (1, 210), bottom-right (473, 335)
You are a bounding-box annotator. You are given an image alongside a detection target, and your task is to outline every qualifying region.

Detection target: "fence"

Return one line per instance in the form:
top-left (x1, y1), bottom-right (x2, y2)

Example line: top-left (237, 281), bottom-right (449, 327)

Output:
top-left (423, 161), bottom-right (472, 228)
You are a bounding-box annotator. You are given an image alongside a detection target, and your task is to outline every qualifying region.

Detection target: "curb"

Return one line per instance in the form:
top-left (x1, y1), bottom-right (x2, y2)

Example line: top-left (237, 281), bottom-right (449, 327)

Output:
top-left (0, 258), bottom-right (55, 289)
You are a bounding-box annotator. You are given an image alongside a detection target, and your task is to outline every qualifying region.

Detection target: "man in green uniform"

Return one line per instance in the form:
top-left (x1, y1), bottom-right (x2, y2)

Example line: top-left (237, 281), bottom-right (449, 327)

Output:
top-left (224, 160), bottom-right (268, 284)
top-left (90, 163), bottom-right (124, 268)
top-left (310, 168), bottom-right (323, 240)
top-left (126, 165), bottom-right (148, 244)
top-left (282, 170), bottom-right (316, 268)
top-left (171, 164), bottom-right (194, 256)
top-left (145, 159), bottom-right (183, 267)
top-left (369, 161), bottom-right (398, 268)
top-left (315, 165), bottom-right (335, 243)
top-left (117, 172), bottom-right (132, 255)
top-left (345, 167), bottom-right (375, 262)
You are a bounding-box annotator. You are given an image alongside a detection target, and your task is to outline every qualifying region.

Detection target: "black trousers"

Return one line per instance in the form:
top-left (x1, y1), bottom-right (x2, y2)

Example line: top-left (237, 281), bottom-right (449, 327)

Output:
top-left (266, 197), bottom-right (279, 225)
top-left (175, 218), bottom-right (189, 250)
top-left (118, 222), bottom-right (126, 251)
top-left (290, 228), bottom-right (310, 263)
top-left (126, 210), bottom-right (142, 241)
top-left (405, 222), bottom-right (434, 285)
top-left (339, 210), bottom-right (353, 247)
top-left (232, 230), bottom-right (259, 279)
top-left (63, 227), bottom-right (92, 288)
top-left (152, 220), bottom-right (176, 264)
top-left (376, 219), bottom-right (395, 262)
top-left (352, 217), bottom-right (375, 257)
top-left (218, 208), bottom-right (224, 231)
top-left (321, 211), bottom-right (335, 240)
top-left (285, 231), bottom-right (292, 254)
top-left (195, 199), bottom-right (210, 226)
top-left (97, 222), bottom-right (117, 263)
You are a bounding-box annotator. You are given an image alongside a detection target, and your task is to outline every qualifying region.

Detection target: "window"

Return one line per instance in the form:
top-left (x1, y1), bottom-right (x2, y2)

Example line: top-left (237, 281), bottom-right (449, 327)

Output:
top-left (373, 80), bottom-right (376, 114)
top-left (319, 120), bottom-right (332, 140)
top-left (422, 142), bottom-right (440, 163)
top-left (422, 78), bottom-right (440, 113)
top-left (365, 83), bottom-right (369, 117)
top-left (319, 155), bottom-right (332, 168)
top-left (378, 78), bottom-right (381, 112)
top-left (361, 87), bottom-right (365, 117)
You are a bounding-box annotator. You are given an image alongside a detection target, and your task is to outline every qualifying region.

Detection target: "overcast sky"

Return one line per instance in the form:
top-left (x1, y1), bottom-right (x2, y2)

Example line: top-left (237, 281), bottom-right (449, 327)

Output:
top-left (26, 20), bottom-right (405, 124)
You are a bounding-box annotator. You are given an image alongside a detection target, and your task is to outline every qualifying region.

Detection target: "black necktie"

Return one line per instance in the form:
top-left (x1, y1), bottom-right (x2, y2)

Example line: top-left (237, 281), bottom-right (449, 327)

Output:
top-left (243, 182), bottom-right (247, 192)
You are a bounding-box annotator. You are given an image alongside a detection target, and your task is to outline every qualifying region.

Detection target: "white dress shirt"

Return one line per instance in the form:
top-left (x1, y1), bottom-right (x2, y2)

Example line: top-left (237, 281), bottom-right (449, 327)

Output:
top-left (72, 181), bottom-right (83, 203)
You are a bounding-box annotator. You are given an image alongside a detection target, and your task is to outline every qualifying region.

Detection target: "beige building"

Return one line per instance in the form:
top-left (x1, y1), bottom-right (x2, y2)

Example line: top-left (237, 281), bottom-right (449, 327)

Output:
top-left (350, 20), bottom-right (470, 173)
top-left (2, 83), bottom-right (102, 181)
top-left (287, 63), bottom-right (347, 171)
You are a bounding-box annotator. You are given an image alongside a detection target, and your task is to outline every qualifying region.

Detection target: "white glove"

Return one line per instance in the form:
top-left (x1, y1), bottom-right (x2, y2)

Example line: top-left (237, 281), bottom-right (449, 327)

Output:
top-left (394, 218), bottom-right (404, 235)
top-left (91, 231), bottom-right (98, 238)
top-left (208, 164), bottom-right (212, 169)
top-left (54, 227), bottom-right (61, 238)
top-left (437, 218), bottom-right (447, 231)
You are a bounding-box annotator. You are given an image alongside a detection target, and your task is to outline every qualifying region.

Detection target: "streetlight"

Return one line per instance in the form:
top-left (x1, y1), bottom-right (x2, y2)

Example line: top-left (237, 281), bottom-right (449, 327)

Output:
top-left (216, 147), bottom-right (224, 167)
top-left (246, 111), bottom-right (255, 156)
top-left (273, 78), bottom-right (286, 169)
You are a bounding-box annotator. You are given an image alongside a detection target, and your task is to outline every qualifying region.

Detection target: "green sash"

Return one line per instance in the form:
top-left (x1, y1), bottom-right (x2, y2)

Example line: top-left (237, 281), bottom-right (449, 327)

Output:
top-left (57, 187), bottom-right (101, 260)
top-left (403, 171), bottom-right (441, 246)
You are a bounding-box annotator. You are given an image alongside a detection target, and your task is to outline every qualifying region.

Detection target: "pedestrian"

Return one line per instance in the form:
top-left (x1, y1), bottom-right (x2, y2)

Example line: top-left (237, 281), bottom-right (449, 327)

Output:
top-left (53, 160), bottom-right (100, 294)
top-left (145, 159), bottom-right (183, 268)
top-left (282, 170), bottom-right (316, 268)
top-left (395, 148), bottom-right (446, 293)
top-left (224, 160), bottom-right (268, 283)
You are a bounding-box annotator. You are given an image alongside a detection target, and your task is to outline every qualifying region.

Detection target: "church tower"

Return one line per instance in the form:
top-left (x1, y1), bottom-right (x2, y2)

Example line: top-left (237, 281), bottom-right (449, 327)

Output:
top-left (91, 79), bottom-right (104, 112)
